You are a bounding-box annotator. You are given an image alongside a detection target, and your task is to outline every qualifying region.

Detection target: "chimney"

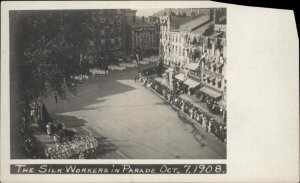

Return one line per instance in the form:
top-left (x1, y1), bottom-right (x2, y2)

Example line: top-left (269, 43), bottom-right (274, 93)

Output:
top-left (142, 16), bottom-right (145, 23)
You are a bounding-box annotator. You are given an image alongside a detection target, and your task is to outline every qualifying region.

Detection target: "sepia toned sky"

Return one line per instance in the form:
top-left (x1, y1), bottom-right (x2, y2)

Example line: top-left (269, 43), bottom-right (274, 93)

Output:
top-left (135, 8), bottom-right (163, 17)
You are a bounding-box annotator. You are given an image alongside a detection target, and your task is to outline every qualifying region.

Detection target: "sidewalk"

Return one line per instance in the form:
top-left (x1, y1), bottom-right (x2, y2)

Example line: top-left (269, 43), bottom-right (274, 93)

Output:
top-left (147, 83), bottom-right (226, 145)
top-left (180, 94), bottom-right (224, 124)
top-left (158, 77), bottom-right (225, 124)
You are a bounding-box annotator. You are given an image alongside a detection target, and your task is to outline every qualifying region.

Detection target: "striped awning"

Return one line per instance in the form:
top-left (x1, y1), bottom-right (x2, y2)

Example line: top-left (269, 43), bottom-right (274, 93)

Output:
top-left (200, 86), bottom-right (222, 99)
top-left (186, 62), bottom-right (199, 71)
top-left (175, 73), bottom-right (185, 81)
top-left (184, 79), bottom-right (200, 88)
top-left (210, 31), bottom-right (223, 37)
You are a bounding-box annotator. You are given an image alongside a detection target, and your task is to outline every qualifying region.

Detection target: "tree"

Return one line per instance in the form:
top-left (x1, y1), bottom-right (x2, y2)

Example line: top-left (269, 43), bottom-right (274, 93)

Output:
top-left (10, 10), bottom-right (93, 104)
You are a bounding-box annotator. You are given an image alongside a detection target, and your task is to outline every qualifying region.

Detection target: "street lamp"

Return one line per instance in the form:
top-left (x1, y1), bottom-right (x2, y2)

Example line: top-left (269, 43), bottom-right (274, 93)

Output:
top-left (135, 49), bottom-right (140, 76)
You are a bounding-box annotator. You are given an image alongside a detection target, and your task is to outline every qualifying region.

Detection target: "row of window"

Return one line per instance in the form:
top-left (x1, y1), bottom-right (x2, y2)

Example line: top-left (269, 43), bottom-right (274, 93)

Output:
top-left (134, 35), bottom-right (155, 41)
top-left (161, 25), bottom-right (168, 33)
top-left (188, 70), bottom-right (225, 89)
top-left (203, 78), bottom-right (223, 89)
top-left (133, 39), bottom-right (157, 48)
top-left (168, 45), bottom-right (187, 57)
top-left (165, 34), bottom-right (182, 44)
top-left (203, 65), bottom-right (223, 74)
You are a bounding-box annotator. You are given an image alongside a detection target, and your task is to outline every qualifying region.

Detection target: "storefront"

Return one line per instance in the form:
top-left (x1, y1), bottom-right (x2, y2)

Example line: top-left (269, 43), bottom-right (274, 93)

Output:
top-left (175, 73), bottom-right (185, 81)
top-left (174, 73), bottom-right (185, 93)
top-left (183, 79), bottom-right (200, 95)
top-left (198, 86), bottom-right (222, 101)
top-left (185, 62), bottom-right (200, 71)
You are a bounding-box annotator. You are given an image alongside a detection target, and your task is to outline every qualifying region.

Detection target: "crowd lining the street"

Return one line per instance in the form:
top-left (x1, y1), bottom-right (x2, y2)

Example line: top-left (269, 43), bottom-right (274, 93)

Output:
top-left (172, 80), bottom-right (226, 117)
top-left (140, 71), bottom-right (227, 143)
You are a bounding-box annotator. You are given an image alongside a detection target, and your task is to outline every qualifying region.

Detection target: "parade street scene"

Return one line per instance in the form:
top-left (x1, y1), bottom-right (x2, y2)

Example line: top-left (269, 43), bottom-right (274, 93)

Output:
top-left (10, 8), bottom-right (227, 159)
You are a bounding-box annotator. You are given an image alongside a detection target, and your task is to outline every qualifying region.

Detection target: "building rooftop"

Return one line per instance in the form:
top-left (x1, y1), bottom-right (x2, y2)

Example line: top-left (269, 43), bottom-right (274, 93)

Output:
top-left (192, 21), bottom-right (214, 34)
top-left (153, 8), bottom-right (210, 17)
top-left (178, 14), bottom-right (210, 31)
top-left (128, 20), bottom-right (155, 28)
top-left (169, 15), bottom-right (201, 30)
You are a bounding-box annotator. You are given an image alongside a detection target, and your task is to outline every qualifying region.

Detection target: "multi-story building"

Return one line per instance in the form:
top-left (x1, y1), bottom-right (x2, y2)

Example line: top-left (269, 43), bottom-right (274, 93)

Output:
top-left (125, 10), bottom-right (159, 57)
top-left (81, 9), bottom-right (127, 67)
top-left (160, 8), bottom-right (227, 110)
top-left (145, 16), bottom-right (160, 55)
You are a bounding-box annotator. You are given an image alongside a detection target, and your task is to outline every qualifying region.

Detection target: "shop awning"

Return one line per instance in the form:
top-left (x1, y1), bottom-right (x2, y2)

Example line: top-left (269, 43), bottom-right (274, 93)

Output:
top-left (186, 62), bottom-right (199, 71)
top-left (175, 73), bottom-right (185, 81)
top-left (184, 79), bottom-right (200, 88)
top-left (209, 31), bottom-right (223, 37)
top-left (218, 99), bottom-right (226, 108)
top-left (165, 68), bottom-right (174, 73)
top-left (200, 86), bottom-right (222, 98)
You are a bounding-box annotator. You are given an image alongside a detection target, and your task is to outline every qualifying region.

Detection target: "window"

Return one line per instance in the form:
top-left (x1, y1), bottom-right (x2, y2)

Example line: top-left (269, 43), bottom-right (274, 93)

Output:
top-left (212, 79), bottom-right (216, 86)
top-left (218, 81), bottom-right (222, 88)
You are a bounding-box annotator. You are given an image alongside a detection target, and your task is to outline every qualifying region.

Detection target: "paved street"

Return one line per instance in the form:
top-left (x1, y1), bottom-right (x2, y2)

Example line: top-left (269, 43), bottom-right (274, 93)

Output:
top-left (43, 65), bottom-right (226, 159)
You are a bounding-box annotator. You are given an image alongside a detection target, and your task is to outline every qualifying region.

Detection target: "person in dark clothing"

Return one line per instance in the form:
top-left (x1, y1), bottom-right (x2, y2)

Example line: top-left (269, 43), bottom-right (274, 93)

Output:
top-left (55, 95), bottom-right (58, 103)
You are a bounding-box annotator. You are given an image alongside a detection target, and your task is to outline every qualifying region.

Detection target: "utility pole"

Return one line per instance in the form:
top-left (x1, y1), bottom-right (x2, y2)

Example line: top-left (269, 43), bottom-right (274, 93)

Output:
top-left (135, 49), bottom-right (140, 76)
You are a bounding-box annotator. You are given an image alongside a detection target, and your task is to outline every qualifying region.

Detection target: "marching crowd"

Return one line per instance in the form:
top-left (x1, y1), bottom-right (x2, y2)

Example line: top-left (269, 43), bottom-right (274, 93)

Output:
top-left (140, 74), bottom-right (227, 143)
top-left (19, 114), bottom-right (101, 159)
top-left (45, 121), bottom-right (100, 159)
top-left (18, 101), bottom-right (101, 159)
top-left (44, 136), bottom-right (99, 159)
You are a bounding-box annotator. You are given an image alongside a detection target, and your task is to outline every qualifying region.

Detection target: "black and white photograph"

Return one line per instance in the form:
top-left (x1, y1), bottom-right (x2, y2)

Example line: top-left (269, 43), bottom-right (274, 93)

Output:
top-left (10, 7), bottom-right (227, 160)
top-left (1, 1), bottom-right (299, 182)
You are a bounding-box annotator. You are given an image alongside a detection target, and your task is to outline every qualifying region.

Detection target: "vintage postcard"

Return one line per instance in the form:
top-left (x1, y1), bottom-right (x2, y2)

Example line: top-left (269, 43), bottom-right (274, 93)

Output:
top-left (1, 1), bottom-right (299, 183)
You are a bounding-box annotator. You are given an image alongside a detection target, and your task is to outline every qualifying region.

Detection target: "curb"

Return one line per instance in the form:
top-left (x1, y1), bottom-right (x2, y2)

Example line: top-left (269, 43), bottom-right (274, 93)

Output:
top-left (147, 86), bottom-right (226, 144)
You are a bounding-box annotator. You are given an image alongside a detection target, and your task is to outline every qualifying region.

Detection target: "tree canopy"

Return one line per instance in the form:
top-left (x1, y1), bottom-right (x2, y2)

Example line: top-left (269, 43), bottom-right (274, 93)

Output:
top-left (10, 10), bottom-right (95, 103)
